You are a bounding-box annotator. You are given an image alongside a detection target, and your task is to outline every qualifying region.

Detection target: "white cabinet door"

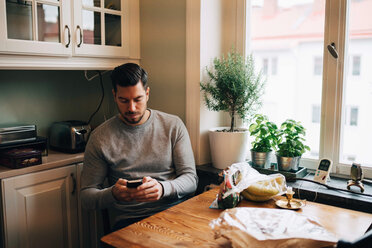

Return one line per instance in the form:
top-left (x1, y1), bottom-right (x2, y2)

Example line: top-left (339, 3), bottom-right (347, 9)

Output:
top-left (0, 0), bottom-right (139, 60)
top-left (72, 0), bottom-right (135, 58)
top-left (1, 165), bottom-right (79, 248)
top-left (0, 0), bottom-right (72, 56)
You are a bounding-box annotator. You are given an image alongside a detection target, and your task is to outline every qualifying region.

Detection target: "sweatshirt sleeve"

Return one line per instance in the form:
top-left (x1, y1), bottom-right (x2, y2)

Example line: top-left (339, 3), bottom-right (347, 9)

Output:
top-left (80, 135), bottom-right (117, 210)
top-left (160, 119), bottom-right (198, 199)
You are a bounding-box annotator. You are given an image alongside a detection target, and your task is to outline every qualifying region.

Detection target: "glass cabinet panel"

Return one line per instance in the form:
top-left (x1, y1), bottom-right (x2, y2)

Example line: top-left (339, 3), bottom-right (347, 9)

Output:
top-left (105, 14), bottom-right (121, 46)
top-left (105, 0), bottom-right (121, 10)
top-left (6, 0), bottom-right (33, 40)
top-left (82, 0), bottom-right (100, 7)
top-left (82, 10), bottom-right (101, 45)
top-left (6, 0), bottom-right (61, 43)
top-left (37, 4), bottom-right (60, 43)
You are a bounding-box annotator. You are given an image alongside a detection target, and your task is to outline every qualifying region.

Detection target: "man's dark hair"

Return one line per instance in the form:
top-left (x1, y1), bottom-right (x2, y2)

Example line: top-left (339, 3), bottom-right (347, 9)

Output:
top-left (111, 63), bottom-right (148, 92)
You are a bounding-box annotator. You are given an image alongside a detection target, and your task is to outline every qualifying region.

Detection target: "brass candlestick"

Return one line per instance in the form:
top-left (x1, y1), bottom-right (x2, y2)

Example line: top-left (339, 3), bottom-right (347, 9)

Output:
top-left (286, 187), bottom-right (294, 208)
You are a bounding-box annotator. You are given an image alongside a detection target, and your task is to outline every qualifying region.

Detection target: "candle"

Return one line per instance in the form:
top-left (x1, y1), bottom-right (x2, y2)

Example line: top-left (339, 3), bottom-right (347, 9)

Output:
top-left (287, 186), bottom-right (293, 194)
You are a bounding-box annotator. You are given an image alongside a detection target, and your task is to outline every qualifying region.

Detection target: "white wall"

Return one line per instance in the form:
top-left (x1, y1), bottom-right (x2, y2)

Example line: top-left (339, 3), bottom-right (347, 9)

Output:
top-left (187, 0), bottom-right (246, 165)
top-left (140, 0), bottom-right (245, 165)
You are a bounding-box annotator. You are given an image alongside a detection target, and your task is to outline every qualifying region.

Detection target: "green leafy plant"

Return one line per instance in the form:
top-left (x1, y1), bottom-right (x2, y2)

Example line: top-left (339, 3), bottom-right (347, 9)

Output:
top-left (249, 114), bottom-right (279, 152)
top-left (200, 49), bottom-right (266, 132)
top-left (276, 119), bottom-right (310, 157)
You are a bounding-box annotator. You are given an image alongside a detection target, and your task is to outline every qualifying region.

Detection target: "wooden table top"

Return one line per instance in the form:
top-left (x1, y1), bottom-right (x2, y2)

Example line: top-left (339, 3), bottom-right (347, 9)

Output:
top-left (101, 188), bottom-right (372, 248)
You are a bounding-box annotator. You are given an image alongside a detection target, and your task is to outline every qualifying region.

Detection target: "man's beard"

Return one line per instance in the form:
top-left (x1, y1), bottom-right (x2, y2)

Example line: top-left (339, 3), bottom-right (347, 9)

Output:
top-left (122, 111), bottom-right (145, 125)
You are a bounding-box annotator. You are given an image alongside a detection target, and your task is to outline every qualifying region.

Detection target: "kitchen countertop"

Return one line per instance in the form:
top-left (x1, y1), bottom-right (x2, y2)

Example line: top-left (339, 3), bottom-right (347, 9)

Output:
top-left (0, 150), bottom-right (84, 179)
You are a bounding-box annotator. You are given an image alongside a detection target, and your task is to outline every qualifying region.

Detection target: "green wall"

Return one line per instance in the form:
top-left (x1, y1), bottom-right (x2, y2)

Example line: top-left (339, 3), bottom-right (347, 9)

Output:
top-left (0, 70), bottom-right (116, 137)
top-left (140, 0), bottom-right (186, 121)
top-left (0, 0), bottom-right (188, 140)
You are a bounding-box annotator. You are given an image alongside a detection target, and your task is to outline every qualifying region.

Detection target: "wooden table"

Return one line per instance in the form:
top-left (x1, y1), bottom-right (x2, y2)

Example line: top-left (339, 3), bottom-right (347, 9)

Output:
top-left (101, 188), bottom-right (372, 248)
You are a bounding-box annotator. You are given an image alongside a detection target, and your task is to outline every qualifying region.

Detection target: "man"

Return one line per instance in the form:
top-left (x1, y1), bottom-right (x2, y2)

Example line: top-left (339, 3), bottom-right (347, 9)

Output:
top-left (80, 63), bottom-right (198, 231)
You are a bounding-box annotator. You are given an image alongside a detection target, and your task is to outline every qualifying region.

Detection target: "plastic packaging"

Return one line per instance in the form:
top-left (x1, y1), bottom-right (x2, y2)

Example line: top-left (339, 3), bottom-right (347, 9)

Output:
top-left (242, 174), bottom-right (286, 202)
top-left (210, 162), bottom-right (287, 208)
top-left (210, 207), bottom-right (338, 248)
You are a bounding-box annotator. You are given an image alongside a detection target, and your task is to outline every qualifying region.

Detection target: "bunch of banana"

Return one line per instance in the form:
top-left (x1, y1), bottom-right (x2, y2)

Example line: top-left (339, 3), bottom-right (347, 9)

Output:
top-left (242, 175), bottom-right (285, 202)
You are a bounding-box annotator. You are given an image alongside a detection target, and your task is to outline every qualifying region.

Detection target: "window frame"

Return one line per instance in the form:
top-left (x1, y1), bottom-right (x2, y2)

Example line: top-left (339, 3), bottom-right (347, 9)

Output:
top-left (244, 0), bottom-right (372, 178)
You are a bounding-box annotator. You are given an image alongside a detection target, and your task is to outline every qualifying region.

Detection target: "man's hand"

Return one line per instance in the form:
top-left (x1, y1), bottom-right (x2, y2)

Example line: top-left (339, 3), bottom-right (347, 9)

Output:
top-left (111, 177), bottom-right (163, 202)
top-left (111, 178), bottom-right (136, 202)
top-left (133, 177), bottom-right (163, 202)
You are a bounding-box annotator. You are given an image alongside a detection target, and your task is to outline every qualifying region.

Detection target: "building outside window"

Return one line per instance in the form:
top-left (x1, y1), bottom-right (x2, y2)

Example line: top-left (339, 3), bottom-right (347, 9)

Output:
top-left (271, 57), bottom-right (277, 75)
top-left (262, 58), bottom-right (269, 75)
top-left (352, 55), bottom-right (361, 76)
top-left (247, 0), bottom-right (372, 176)
top-left (312, 105), bottom-right (321, 123)
top-left (314, 56), bottom-right (323, 75)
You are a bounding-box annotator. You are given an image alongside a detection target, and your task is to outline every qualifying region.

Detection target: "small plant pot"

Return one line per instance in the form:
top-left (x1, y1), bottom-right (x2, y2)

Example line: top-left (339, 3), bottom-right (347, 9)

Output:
top-left (276, 154), bottom-right (301, 171)
top-left (251, 150), bottom-right (273, 168)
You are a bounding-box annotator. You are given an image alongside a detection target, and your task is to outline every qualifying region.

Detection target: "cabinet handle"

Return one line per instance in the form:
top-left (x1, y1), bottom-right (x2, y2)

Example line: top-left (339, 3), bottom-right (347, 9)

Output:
top-left (71, 173), bottom-right (76, 195)
top-left (77, 25), bottom-right (83, 48)
top-left (65, 25), bottom-right (71, 48)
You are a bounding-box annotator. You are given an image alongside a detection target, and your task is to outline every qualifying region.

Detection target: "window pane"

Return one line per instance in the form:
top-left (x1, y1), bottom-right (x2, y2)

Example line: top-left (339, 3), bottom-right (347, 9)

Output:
top-left (6, 0), bottom-right (33, 40)
top-left (105, 14), bottom-right (121, 46)
top-left (37, 4), bottom-right (60, 43)
top-left (82, 0), bottom-right (100, 8)
top-left (340, 0), bottom-right (372, 166)
top-left (82, 10), bottom-right (101, 45)
top-left (105, 0), bottom-right (121, 10)
top-left (249, 0), bottom-right (325, 159)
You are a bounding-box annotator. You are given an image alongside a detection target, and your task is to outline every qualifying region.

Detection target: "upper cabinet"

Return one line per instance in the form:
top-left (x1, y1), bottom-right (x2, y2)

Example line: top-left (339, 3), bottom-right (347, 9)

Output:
top-left (0, 0), bottom-right (140, 70)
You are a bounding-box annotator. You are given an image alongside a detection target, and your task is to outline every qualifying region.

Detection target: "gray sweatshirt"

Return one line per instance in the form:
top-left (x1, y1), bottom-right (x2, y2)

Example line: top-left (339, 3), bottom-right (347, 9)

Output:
top-left (80, 109), bottom-right (198, 222)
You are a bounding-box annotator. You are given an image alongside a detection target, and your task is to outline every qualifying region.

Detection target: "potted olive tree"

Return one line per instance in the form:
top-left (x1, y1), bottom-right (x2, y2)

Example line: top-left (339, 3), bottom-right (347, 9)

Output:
top-left (249, 114), bottom-right (279, 168)
top-left (276, 119), bottom-right (310, 171)
top-left (200, 49), bottom-right (266, 169)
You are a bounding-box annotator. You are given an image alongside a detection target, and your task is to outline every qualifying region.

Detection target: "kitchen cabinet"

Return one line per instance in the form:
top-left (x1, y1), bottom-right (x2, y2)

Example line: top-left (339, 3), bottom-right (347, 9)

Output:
top-left (77, 162), bottom-right (104, 248)
top-left (1, 164), bottom-right (80, 248)
top-left (0, 0), bottom-right (140, 69)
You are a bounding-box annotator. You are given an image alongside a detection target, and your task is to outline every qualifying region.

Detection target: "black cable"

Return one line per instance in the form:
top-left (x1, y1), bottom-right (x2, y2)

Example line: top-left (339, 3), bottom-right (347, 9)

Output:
top-left (287, 178), bottom-right (372, 198)
top-left (87, 71), bottom-right (104, 125)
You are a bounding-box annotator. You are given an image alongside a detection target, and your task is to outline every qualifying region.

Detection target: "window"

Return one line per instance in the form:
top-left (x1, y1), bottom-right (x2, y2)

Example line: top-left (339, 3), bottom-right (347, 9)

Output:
top-left (246, 0), bottom-right (372, 178)
top-left (350, 107), bottom-right (358, 126)
top-left (262, 58), bottom-right (269, 75)
top-left (352, 55), bottom-right (361, 76)
top-left (271, 57), bottom-right (277, 75)
top-left (248, 0), bottom-right (324, 161)
top-left (314, 57), bottom-right (323, 75)
top-left (312, 105), bottom-right (321, 123)
top-left (339, 1), bottom-right (371, 168)
top-left (344, 106), bottom-right (359, 126)
top-left (262, 57), bottom-right (277, 76)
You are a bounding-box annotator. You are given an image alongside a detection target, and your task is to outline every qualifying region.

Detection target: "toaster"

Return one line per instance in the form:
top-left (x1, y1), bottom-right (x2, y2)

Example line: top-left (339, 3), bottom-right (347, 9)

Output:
top-left (49, 120), bottom-right (91, 153)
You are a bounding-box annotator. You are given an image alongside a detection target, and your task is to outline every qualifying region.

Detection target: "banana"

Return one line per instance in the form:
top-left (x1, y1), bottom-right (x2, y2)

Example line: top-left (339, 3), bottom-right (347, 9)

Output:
top-left (246, 181), bottom-right (279, 196)
top-left (241, 190), bottom-right (272, 202)
top-left (242, 174), bottom-right (286, 202)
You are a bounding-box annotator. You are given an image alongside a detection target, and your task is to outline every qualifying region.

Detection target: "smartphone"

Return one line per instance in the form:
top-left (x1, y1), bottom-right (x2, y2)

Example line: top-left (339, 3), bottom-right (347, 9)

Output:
top-left (126, 179), bottom-right (143, 188)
